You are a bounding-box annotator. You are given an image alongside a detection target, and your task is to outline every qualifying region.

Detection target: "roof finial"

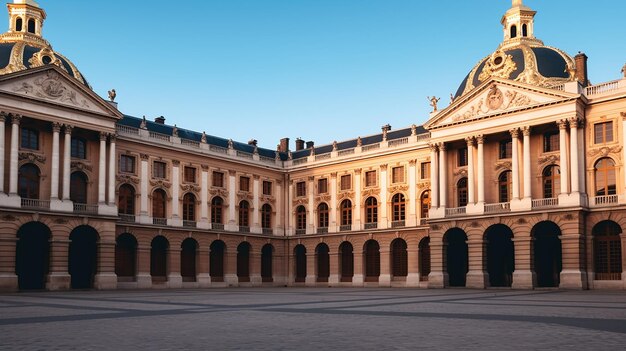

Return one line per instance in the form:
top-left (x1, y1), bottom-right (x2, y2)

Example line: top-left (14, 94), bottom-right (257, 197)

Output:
top-left (512, 0), bottom-right (523, 6)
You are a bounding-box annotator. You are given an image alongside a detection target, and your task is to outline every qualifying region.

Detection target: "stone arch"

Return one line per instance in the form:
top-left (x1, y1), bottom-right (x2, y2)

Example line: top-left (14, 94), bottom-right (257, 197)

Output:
top-left (16, 221), bottom-right (51, 290)
top-left (294, 244), bottom-right (307, 283)
top-left (390, 238), bottom-right (408, 278)
top-left (444, 228), bottom-right (468, 287)
top-left (210, 240), bottom-right (226, 281)
top-left (591, 220), bottom-right (622, 281)
top-left (418, 237), bottom-right (430, 281)
top-left (237, 241), bottom-right (251, 282)
top-left (484, 224), bottom-right (514, 287)
top-left (261, 244), bottom-right (274, 282)
top-left (150, 235), bottom-right (169, 282)
top-left (68, 225), bottom-right (99, 289)
top-left (316, 243), bottom-right (330, 282)
top-left (531, 221), bottom-right (562, 287)
top-left (363, 239), bottom-right (380, 281)
top-left (339, 241), bottom-right (354, 282)
top-left (181, 238), bottom-right (198, 282)
top-left (115, 233), bottom-right (137, 281)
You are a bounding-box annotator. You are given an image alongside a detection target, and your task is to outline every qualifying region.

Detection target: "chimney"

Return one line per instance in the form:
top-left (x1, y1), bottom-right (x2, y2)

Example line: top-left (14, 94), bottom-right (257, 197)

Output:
top-left (154, 116), bottom-right (166, 124)
top-left (248, 139), bottom-right (258, 146)
top-left (574, 52), bottom-right (589, 86)
top-left (295, 138), bottom-right (305, 151)
top-left (278, 137), bottom-right (290, 153)
top-left (306, 141), bottom-right (314, 149)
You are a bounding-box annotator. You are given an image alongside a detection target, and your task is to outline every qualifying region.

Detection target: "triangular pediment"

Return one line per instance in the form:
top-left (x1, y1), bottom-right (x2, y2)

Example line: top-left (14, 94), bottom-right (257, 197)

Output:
top-left (0, 65), bottom-right (122, 119)
top-left (425, 78), bottom-right (579, 129)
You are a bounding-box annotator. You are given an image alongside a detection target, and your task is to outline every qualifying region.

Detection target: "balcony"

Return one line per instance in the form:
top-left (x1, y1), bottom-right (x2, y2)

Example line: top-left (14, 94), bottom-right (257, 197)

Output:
top-left (591, 195), bottom-right (618, 207)
top-left (119, 214), bottom-right (136, 223)
top-left (484, 202), bottom-right (510, 214)
top-left (239, 225), bottom-right (250, 233)
top-left (364, 222), bottom-right (378, 230)
top-left (317, 227), bottom-right (328, 234)
top-left (295, 229), bottom-right (306, 235)
top-left (183, 220), bottom-right (197, 228)
top-left (211, 223), bottom-right (224, 230)
top-left (153, 217), bottom-right (167, 225)
top-left (391, 220), bottom-right (405, 228)
top-left (532, 198), bottom-right (558, 209)
top-left (339, 224), bottom-right (352, 232)
top-left (73, 203), bottom-right (98, 215)
top-left (262, 228), bottom-right (273, 235)
top-left (445, 207), bottom-right (466, 217)
top-left (21, 198), bottom-right (50, 210)
top-left (419, 218), bottom-right (428, 225)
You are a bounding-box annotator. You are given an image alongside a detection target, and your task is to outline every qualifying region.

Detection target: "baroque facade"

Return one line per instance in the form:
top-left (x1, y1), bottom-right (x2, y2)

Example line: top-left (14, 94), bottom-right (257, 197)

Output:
top-left (1, 0), bottom-right (625, 291)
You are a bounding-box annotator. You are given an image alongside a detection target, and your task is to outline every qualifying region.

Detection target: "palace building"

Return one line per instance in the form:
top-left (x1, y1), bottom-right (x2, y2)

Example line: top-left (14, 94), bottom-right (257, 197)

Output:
top-left (1, 0), bottom-right (625, 291)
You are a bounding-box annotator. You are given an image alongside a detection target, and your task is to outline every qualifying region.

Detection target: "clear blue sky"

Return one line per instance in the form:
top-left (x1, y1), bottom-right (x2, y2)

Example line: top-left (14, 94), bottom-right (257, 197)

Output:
top-left (38, 0), bottom-right (626, 149)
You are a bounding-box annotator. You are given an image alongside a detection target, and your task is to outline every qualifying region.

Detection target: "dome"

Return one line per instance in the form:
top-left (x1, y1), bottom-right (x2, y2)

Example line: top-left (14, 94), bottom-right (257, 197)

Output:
top-left (0, 0), bottom-right (90, 88)
top-left (454, 1), bottom-right (575, 99)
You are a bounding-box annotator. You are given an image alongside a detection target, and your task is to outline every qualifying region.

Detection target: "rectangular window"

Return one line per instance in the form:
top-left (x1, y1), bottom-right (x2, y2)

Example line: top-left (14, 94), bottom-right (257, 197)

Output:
top-left (120, 155), bottom-right (135, 173)
top-left (318, 178), bottom-right (328, 194)
top-left (20, 128), bottom-right (38, 150)
top-left (543, 132), bottom-right (560, 152)
top-left (365, 171), bottom-right (377, 187)
top-left (240, 176), bottom-right (250, 192)
top-left (499, 140), bottom-right (512, 159)
top-left (296, 181), bottom-right (306, 197)
top-left (340, 175), bottom-right (351, 191)
top-left (392, 166), bottom-right (404, 183)
top-left (153, 161), bottom-right (166, 179)
top-left (212, 171), bottom-right (224, 187)
top-left (458, 148), bottom-right (468, 167)
top-left (184, 166), bottom-right (196, 183)
top-left (71, 138), bottom-right (86, 159)
top-left (594, 122), bottom-right (614, 144)
top-left (262, 181), bottom-right (272, 195)
top-left (420, 162), bottom-right (431, 180)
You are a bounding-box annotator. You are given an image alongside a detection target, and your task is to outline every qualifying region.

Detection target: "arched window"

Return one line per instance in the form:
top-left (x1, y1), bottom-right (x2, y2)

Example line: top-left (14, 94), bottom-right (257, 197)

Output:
top-left (15, 17), bottom-right (22, 32)
top-left (18, 164), bottom-right (40, 199)
top-left (340, 200), bottom-right (352, 226)
top-left (457, 178), bottom-right (468, 207)
top-left (420, 191), bottom-right (430, 219)
top-left (317, 203), bottom-right (329, 228)
top-left (71, 138), bottom-right (87, 159)
top-left (211, 197), bottom-right (223, 224)
top-left (391, 194), bottom-right (405, 221)
top-left (27, 18), bottom-right (35, 33)
top-left (542, 165), bottom-right (560, 198)
top-left (238, 200), bottom-right (250, 227)
top-left (182, 193), bottom-right (196, 221)
top-left (261, 204), bottom-right (272, 229)
top-left (510, 25), bottom-right (517, 38)
top-left (365, 197), bottom-right (378, 224)
top-left (498, 171), bottom-right (512, 203)
top-left (118, 184), bottom-right (135, 215)
top-left (152, 189), bottom-right (167, 219)
top-left (296, 206), bottom-right (307, 232)
top-left (70, 171), bottom-right (88, 204)
top-left (522, 23), bottom-right (528, 37)
top-left (595, 158), bottom-right (616, 196)
top-left (593, 221), bottom-right (622, 280)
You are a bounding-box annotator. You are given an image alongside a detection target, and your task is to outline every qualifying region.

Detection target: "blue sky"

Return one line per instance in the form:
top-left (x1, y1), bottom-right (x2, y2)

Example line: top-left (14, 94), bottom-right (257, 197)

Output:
top-left (38, 0), bottom-right (626, 149)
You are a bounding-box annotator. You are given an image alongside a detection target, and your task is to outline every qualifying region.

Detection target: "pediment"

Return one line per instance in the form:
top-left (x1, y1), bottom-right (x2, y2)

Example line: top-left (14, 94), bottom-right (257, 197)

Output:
top-left (425, 78), bottom-right (579, 129)
top-left (0, 66), bottom-right (122, 119)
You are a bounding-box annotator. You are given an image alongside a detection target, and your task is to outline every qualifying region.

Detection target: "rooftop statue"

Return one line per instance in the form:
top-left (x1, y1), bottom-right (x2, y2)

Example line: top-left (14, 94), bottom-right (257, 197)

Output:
top-left (107, 89), bottom-right (116, 102)
top-left (427, 96), bottom-right (440, 112)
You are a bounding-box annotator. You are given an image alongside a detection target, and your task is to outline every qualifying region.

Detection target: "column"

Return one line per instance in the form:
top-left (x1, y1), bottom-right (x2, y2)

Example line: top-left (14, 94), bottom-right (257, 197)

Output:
top-left (136, 245), bottom-right (152, 288)
top-left (353, 250), bottom-right (364, 285)
top-left (379, 165), bottom-right (388, 227)
top-left (354, 169), bottom-right (362, 230)
top-left (62, 125), bottom-right (72, 201)
top-left (305, 249), bottom-right (316, 285)
top-left (171, 161), bottom-right (181, 226)
top-left (197, 246), bottom-right (210, 287)
top-left (107, 133), bottom-right (116, 205)
top-left (0, 113), bottom-right (5, 194)
top-left (466, 137), bottom-right (475, 204)
top-left (199, 166), bottom-right (209, 228)
top-left (46, 231), bottom-right (71, 290)
top-left (560, 233), bottom-right (587, 289)
top-left (288, 181), bottom-right (294, 235)
top-left (465, 238), bottom-right (488, 288)
top-left (569, 118), bottom-right (580, 194)
top-left (558, 119), bottom-right (569, 195)
top-left (224, 249), bottom-right (238, 284)
top-left (275, 180), bottom-right (283, 233)
top-left (438, 143), bottom-right (447, 207)
top-left (511, 236), bottom-right (535, 289)
top-left (252, 175), bottom-right (260, 232)
top-left (477, 135), bottom-right (485, 204)
top-left (406, 246), bottom-right (420, 286)
top-left (328, 249), bottom-right (339, 285)
top-left (227, 170), bottom-right (236, 229)
top-left (427, 239), bottom-right (446, 288)
top-left (510, 128), bottom-right (520, 200)
top-left (0, 232), bottom-right (18, 290)
top-left (379, 247), bottom-right (391, 286)
top-left (430, 144), bottom-right (439, 208)
top-left (167, 247), bottom-right (182, 288)
top-left (98, 132), bottom-right (107, 204)
top-left (329, 173), bottom-right (337, 231)
top-left (250, 249), bottom-right (262, 285)
top-left (50, 122), bottom-right (61, 199)
top-left (139, 154), bottom-right (149, 220)
top-left (8, 114), bottom-right (20, 196)
top-left (93, 238), bottom-right (117, 289)
top-left (307, 176), bottom-right (315, 232)
top-left (522, 127), bottom-right (532, 199)
top-left (408, 160), bottom-right (417, 226)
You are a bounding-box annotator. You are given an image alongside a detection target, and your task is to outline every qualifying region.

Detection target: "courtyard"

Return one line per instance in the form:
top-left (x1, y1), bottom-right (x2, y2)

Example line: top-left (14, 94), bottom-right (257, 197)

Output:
top-left (1, 288), bottom-right (625, 350)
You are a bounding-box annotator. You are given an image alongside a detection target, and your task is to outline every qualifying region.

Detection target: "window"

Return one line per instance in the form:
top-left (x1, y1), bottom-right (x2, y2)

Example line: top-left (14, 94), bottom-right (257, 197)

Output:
top-left (499, 140), bottom-right (512, 159)
top-left (211, 197), bottom-right (223, 224)
top-left (420, 191), bottom-right (430, 219)
top-left (153, 161), bottom-right (166, 179)
top-left (184, 167), bottom-right (196, 183)
top-left (498, 171), bottom-right (512, 203)
top-left (183, 193), bottom-right (196, 221)
top-left (593, 221), bottom-right (622, 281)
top-left (340, 175), bottom-right (351, 191)
top-left (318, 203), bottom-right (329, 228)
top-left (391, 194), bottom-right (406, 221)
top-left (118, 184), bottom-right (135, 215)
top-left (238, 200), bottom-right (250, 227)
top-left (595, 158), bottom-right (616, 196)
top-left (420, 162), bottom-right (431, 180)
top-left (457, 178), bottom-right (468, 207)
top-left (18, 164), bottom-right (40, 199)
top-left (318, 178), bottom-right (328, 194)
top-left (296, 181), bottom-right (306, 197)
top-left (261, 204), bottom-right (272, 229)
top-left (71, 138), bottom-right (86, 159)
top-left (212, 171), bottom-right (224, 187)
top-left (296, 206), bottom-right (307, 230)
top-left (458, 148), bottom-right (468, 167)
top-left (239, 176), bottom-right (250, 192)
top-left (262, 181), bottom-right (272, 195)
top-left (365, 197), bottom-right (378, 224)
top-left (365, 171), bottom-right (377, 187)
top-left (21, 128), bottom-right (38, 150)
top-left (120, 155), bottom-right (135, 173)
top-left (27, 18), bottom-right (35, 33)
top-left (152, 189), bottom-right (167, 219)
top-left (542, 166), bottom-right (560, 198)
top-left (392, 166), bottom-right (404, 183)
top-left (594, 122), bottom-right (614, 144)
top-left (340, 200), bottom-right (352, 226)
top-left (543, 132), bottom-right (559, 152)
top-left (70, 171), bottom-right (88, 204)
top-left (15, 17), bottom-right (22, 31)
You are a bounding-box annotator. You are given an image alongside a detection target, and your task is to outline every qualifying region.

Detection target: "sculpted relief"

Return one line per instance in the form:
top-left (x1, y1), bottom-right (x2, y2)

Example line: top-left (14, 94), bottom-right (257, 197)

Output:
top-left (452, 85), bottom-right (537, 122)
top-left (12, 70), bottom-right (90, 108)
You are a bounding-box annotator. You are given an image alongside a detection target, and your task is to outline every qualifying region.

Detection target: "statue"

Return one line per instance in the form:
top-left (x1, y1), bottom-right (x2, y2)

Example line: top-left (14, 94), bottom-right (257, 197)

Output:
top-left (411, 124), bottom-right (417, 136)
top-left (427, 96), bottom-right (440, 112)
top-left (172, 124), bottom-right (178, 137)
top-left (140, 115), bottom-right (147, 129)
top-left (450, 93), bottom-right (455, 104)
top-left (332, 140), bottom-right (338, 151)
top-left (107, 89), bottom-right (116, 102)
top-left (201, 131), bottom-right (207, 143)
top-left (228, 139), bottom-right (234, 149)
top-left (622, 63), bottom-right (626, 78)
top-left (356, 136), bottom-right (362, 147)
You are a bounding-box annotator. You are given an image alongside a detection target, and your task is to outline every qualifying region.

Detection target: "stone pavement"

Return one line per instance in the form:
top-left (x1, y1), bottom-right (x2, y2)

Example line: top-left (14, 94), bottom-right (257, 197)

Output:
top-left (1, 288), bottom-right (625, 350)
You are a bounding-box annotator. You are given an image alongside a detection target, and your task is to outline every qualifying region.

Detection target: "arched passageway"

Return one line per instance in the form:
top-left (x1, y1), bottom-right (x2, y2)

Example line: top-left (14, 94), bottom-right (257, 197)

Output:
top-left (364, 240), bottom-right (380, 282)
top-left (391, 239), bottom-right (408, 278)
top-left (16, 222), bottom-right (51, 290)
top-left (532, 221), bottom-right (562, 287)
top-left (69, 226), bottom-right (99, 289)
top-left (485, 224), bottom-right (514, 287)
top-left (316, 243), bottom-right (330, 282)
top-left (294, 245), bottom-right (306, 283)
top-left (261, 244), bottom-right (273, 282)
top-left (339, 242), bottom-right (354, 282)
top-left (210, 240), bottom-right (225, 282)
top-left (115, 233), bottom-right (137, 281)
top-left (237, 242), bottom-right (251, 282)
top-left (151, 236), bottom-right (169, 282)
top-left (181, 238), bottom-right (197, 282)
top-left (445, 228), bottom-right (468, 287)
top-left (419, 237), bottom-right (430, 281)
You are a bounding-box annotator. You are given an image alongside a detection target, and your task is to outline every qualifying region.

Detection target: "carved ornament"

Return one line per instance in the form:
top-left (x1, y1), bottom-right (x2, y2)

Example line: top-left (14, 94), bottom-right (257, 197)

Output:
top-left (19, 152), bottom-right (46, 164)
top-left (452, 87), bottom-right (537, 122)
top-left (13, 71), bottom-right (90, 108)
top-left (453, 168), bottom-right (468, 177)
top-left (150, 179), bottom-right (172, 189)
top-left (116, 174), bottom-right (140, 185)
top-left (292, 197), bottom-right (308, 206)
top-left (362, 188), bottom-right (379, 198)
top-left (71, 161), bottom-right (92, 172)
top-left (588, 146), bottom-right (623, 158)
top-left (388, 184), bottom-right (408, 194)
top-left (337, 191), bottom-right (354, 202)
top-left (261, 195), bottom-right (276, 204)
top-left (181, 184), bottom-right (202, 193)
top-left (209, 187), bottom-right (228, 198)
top-left (315, 194), bottom-right (331, 203)
top-left (478, 51), bottom-right (517, 82)
top-left (237, 191), bottom-right (253, 201)
top-left (494, 161), bottom-right (511, 172)
top-left (538, 154), bottom-right (559, 166)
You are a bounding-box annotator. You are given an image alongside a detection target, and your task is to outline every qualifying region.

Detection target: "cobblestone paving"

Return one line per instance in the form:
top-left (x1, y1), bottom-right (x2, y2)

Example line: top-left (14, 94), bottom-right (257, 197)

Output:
top-left (1, 288), bottom-right (625, 350)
